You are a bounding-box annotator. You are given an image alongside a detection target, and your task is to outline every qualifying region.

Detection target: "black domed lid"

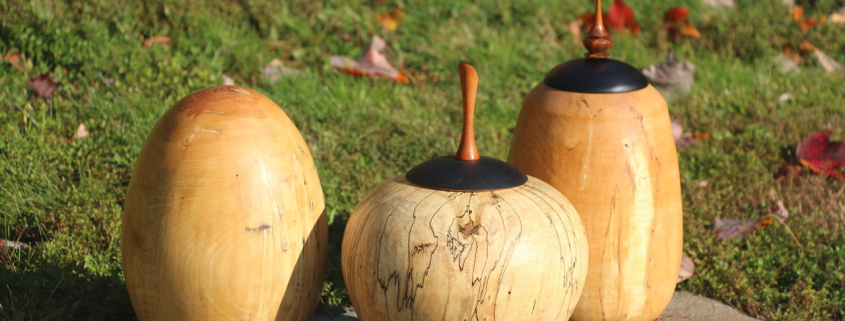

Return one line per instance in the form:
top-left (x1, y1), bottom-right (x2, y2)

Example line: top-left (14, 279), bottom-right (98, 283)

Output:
top-left (544, 0), bottom-right (648, 94)
top-left (405, 63), bottom-right (528, 191)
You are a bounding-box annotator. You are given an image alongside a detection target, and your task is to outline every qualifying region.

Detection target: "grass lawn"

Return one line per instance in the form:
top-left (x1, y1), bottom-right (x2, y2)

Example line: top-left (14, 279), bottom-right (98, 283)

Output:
top-left (2, 0), bottom-right (845, 320)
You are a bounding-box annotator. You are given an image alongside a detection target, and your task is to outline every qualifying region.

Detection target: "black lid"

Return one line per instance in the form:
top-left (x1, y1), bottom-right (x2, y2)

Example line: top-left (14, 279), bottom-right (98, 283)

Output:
top-left (543, 58), bottom-right (648, 93)
top-left (405, 63), bottom-right (528, 191)
top-left (543, 0), bottom-right (648, 94)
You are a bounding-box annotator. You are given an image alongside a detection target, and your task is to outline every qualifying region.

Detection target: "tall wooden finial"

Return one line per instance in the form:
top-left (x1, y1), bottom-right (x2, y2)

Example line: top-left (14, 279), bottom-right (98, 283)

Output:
top-left (583, 0), bottom-right (612, 58)
top-left (456, 63), bottom-right (480, 161)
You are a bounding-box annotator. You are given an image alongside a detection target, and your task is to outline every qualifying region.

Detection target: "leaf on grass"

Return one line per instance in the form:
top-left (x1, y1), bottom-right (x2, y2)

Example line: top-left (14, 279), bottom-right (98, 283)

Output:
top-left (27, 74), bottom-right (57, 99)
top-left (677, 254), bottom-right (694, 283)
top-left (662, 8), bottom-right (700, 41)
top-left (3, 48), bottom-right (29, 72)
top-left (377, 7), bottom-right (405, 31)
top-left (143, 35), bottom-right (172, 48)
top-left (222, 74), bottom-right (235, 86)
top-left (796, 131), bottom-right (845, 178)
top-left (606, 0), bottom-right (640, 36)
top-left (775, 45), bottom-right (802, 73)
top-left (775, 200), bottom-right (789, 220)
top-left (792, 6), bottom-right (827, 33)
top-left (329, 36), bottom-right (408, 84)
top-left (714, 217), bottom-right (765, 241)
top-left (702, 0), bottom-right (735, 8)
top-left (72, 123), bottom-right (89, 140)
top-left (1, 239), bottom-right (28, 250)
top-left (642, 52), bottom-right (695, 99)
top-left (813, 49), bottom-right (845, 73)
top-left (568, 20), bottom-right (583, 45)
top-left (830, 8), bottom-right (845, 24)
top-left (262, 59), bottom-right (300, 83)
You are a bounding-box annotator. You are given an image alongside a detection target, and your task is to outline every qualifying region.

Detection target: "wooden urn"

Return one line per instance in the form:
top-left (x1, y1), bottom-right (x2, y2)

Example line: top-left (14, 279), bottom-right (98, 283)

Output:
top-left (121, 86), bottom-right (327, 321)
top-left (342, 64), bottom-right (589, 320)
top-left (507, 2), bottom-right (683, 321)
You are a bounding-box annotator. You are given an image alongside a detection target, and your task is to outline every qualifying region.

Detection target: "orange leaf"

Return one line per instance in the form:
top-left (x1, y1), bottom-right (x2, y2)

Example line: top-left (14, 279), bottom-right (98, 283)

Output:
top-left (3, 49), bottom-right (28, 72)
top-left (692, 132), bottom-right (709, 141)
top-left (377, 7), bottom-right (404, 31)
top-left (143, 35), bottom-right (172, 48)
top-left (781, 44), bottom-right (801, 64)
top-left (682, 22), bottom-right (701, 38)
top-left (664, 7), bottom-right (689, 23)
top-left (792, 5), bottom-right (804, 23)
top-left (798, 39), bottom-right (817, 56)
top-left (796, 131), bottom-right (845, 178)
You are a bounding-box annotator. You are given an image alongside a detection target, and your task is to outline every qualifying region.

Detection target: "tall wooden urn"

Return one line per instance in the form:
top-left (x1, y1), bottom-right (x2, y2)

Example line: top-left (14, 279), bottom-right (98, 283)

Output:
top-left (507, 2), bottom-right (683, 320)
top-left (121, 86), bottom-right (327, 321)
top-left (342, 64), bottom-right (589, 320)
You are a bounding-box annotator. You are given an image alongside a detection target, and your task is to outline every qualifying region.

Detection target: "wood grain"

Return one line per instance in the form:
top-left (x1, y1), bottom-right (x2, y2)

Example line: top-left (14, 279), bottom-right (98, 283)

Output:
top-left (342, 176), bottom-right (589, 320)
top-left (121, 86), bottom-right (327, 321)
top-left (508, 83), bottom-right (683, 321)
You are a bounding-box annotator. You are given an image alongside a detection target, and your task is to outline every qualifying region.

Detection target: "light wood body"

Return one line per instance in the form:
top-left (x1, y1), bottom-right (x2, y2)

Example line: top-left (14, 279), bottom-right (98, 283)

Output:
top-left (508, 83), bottom-right (683, 321)
top-left (342, 176), bottom-right (588, 320)
top-left (121, 86), bottom-right (327, 321)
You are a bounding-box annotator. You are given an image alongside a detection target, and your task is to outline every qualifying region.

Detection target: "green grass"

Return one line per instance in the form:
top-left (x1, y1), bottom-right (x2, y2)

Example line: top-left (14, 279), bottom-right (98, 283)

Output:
top-left (2, 0), bottom-right (845, 319)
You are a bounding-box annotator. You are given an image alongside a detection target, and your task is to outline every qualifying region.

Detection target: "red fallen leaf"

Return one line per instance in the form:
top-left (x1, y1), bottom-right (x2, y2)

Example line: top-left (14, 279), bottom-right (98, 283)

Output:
top-left (664, 7), bottom-right (689, 22)
top-left (607, 0), bottom-right (640, 36)
top-left (793, 6), bottom-right (827, 33)
top-left (796, 131), bottom-right (845, 178)
top-left (714, 217), bottom-right (765, 241)
top-left (692, 132), bottom-right (710, 141)
top-left (27, 74), bottom-right (57, 99)
top-left (329, 35), bottom-right (408, 84)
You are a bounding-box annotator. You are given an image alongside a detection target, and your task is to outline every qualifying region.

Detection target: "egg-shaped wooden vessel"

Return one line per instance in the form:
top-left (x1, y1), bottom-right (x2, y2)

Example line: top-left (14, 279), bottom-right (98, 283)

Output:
top-left (507, 3), bottom-right (683, 320)
top-left (121, 86), bottom-right (327, 321)
top-left (341, 64), bottom-right (589, 320)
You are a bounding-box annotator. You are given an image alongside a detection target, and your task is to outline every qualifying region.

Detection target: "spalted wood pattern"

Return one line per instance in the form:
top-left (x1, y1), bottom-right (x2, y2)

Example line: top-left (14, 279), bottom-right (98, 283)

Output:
top-left (342, 176), bottom-right (588, 320)
top-left (121, 86), bottom-right (327, 321)
top-left (508, 83), bottom-right (683, 321)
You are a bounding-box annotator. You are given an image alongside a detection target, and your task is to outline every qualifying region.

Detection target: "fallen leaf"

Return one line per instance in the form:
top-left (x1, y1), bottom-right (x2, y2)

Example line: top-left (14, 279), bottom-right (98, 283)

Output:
top-left (27, 74), bottom-right (57, 99)
top-left (775, 200), bottom-right (789, 220)
top-left (329, 35), bottom-right (408, 84)
top-left (1, 239), bottom-right (28, 250)
top-left (72, 123), bottom-right (89, 140)
top-left (662, 7), bottom-right (700, 40)
top-left (606, 0), bottom-right (640, 36)
top-left (777, 92), bottom-right (793, 103)
top-left (262, 59), bottom-right (300, 83)
top-left (672, 120), bottom-right (683, 142)
top-left (664, 7), bottom-right (689, 22)
top-left (775, 45), bottom-right (801, 73)
top-left (830, 8), bottom-right (845, 24)
top-left (813, 49), bottom-right (845, 73)
top-left (642, 52), bottom-right (695, 99)
top-left (798, 39), bottom-right (817, 56)
top-left (3, 49), bottom-right (28, 72)
top-left (792, 6), bottom-right (827, 32)
top-left (696, 179), bottom-right (710, 187)
top-left (702, 0), bottom-right (735, 8)
top-left (143, 35), bottom-right (172, 48)
top-left (677, 255), bottom-right (694, 283)
top-left (377, 7), bottom-right (405, 31)
top-left (714, 217), bottom-right (765, 241)
top-left (796, 131), bottom-right (845, 178)
top-left (222, 74), bottom-right (235, 86)
top-left (792, 5), bottom-right (804, 22)
top-left (692, 132), bottom-right (710, 141)
top-left (567, 20), bottom-right (583, 45)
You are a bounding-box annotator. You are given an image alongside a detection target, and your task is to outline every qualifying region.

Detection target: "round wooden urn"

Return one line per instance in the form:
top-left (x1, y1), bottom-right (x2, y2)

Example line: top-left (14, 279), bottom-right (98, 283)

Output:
top-left (121, 86), bottom-right (327, 321)
top-left (342, 64), bottom-right (589, 320)
top-left (507, 2), bottom-right (683, 321)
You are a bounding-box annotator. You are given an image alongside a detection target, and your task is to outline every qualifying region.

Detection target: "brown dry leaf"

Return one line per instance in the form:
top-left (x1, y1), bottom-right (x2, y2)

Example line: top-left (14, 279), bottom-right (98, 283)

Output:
top-left (377, 7), bottom-right (405, 31)
top-left (143, 35), bottom-right (172, 48)
top-left (702, 0), bottom-right (735, 7)
top-left (262, 59), bottom-right (300, 83)
top-left (814, 49), bottom-right (845, 73)
top-left (677, 255), bottom-right (694, 283)
top-left (567, 20), bottom-right (583, 45)
top-left (222, 74), bottom-right (235, 86)
top-left (329, 35), bottom-right (408, 84)
top-left (775, 45), bottom-right (801, 73)
top-left (27, 74), bottom-right (57, 99)
top-left (3, 49), bottom-right (28, 72)
top-left (72, 123), bottom-right (89, 140)
top-left (798, 39), bottom-right (817, 56)
top-left (642, 52), bottom-right (695, 99)
top-left (1, 239), bottom-right (28, 250)
top-left (714, 217), bottom-right (765, 241)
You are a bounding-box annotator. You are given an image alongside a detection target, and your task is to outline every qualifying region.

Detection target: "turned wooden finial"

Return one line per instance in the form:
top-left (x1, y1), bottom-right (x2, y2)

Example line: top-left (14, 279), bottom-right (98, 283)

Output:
top-left (583, 0), bottom-right (612, 58)
top-left (456, 63), bottom-right (480, 161)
